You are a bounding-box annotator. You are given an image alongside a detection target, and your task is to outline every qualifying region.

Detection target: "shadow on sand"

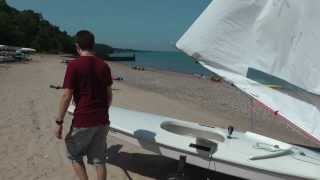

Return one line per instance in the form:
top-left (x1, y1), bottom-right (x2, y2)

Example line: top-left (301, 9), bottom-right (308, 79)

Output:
top-left (106, 144), bottom-right (244, 180)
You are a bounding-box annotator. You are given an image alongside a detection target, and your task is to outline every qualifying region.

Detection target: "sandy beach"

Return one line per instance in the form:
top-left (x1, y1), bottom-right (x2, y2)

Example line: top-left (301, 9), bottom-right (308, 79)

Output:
top-left (0, 54), bottom-right (317, 180)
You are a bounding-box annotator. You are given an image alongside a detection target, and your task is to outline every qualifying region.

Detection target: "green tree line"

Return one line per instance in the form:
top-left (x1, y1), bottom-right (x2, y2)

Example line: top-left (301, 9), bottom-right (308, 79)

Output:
top-left (0, 0), bottom-right (74, 53)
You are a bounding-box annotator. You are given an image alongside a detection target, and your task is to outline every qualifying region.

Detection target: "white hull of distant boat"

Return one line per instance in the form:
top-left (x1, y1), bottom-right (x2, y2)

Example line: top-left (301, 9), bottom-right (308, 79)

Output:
top-left (68, 105), bottom-right (320, 180)
top-left (0, 44), bottom-right (36, 53)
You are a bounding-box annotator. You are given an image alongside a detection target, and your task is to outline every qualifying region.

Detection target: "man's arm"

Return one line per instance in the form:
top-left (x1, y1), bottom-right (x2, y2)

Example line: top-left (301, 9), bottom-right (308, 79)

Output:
top-left (54, 88), bottom-right (73, 139)
top-left (106, 86), bottom-right (112, 108)
top-left (57, 88), bottom-right (73, 122)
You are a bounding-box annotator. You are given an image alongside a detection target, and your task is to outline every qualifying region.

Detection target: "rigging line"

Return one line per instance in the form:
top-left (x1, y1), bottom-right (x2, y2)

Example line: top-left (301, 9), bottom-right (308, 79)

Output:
top-left (291, 147), bottom-right (320, 165)
top-left (253, 142), bottom-right (286, 152)
top-left (252, 97), bottom-right (320, 145)
top-left (290, 155), bottom-right (320, 166)
top-left (253, 143), bottom-right (320, 165)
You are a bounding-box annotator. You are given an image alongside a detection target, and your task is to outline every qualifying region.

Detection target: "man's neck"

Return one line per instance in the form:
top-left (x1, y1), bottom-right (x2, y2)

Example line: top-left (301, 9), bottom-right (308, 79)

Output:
top-left (79, 50), bottom-right (95, 57)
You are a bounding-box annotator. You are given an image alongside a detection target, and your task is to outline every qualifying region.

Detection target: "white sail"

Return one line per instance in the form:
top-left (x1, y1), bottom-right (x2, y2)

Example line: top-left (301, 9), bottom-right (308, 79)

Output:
top-left (177, 0), bottom-right (320, 95)
top-left (177, 0), bottom-right (320, 143)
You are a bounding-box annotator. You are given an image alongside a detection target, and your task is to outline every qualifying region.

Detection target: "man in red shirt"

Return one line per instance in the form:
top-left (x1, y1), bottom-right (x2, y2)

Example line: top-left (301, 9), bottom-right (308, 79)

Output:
top-left (55, 30), bottom-right (113, 180)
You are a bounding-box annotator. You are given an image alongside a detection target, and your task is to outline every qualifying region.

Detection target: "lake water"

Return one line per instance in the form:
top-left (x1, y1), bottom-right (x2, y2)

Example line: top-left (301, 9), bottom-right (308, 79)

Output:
top-left (118, 51), bottom-right (300, 90)
top-left (122, 51), bottom-right (214, 76)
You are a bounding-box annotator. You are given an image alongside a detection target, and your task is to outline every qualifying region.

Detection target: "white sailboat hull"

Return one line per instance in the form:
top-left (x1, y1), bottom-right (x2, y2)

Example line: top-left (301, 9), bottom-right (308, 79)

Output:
top-left (68, 105), bottom-right (320, 180)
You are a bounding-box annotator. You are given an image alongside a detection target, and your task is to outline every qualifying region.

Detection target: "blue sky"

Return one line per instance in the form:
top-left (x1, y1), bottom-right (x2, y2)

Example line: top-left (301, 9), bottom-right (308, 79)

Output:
top-left (7, 0), bottom-right (211, 51)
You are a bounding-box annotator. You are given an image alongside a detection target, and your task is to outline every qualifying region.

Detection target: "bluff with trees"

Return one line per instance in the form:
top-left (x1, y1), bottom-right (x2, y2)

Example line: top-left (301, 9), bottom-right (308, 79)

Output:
top-left (0, 0), bottom-right (119, 55)
top-left (0, 0), bottom-right (73, 53)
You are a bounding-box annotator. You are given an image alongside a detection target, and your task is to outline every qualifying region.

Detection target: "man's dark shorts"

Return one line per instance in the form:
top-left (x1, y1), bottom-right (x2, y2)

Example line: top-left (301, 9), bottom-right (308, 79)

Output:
top-left (65, 125), bottom-right (109, 166)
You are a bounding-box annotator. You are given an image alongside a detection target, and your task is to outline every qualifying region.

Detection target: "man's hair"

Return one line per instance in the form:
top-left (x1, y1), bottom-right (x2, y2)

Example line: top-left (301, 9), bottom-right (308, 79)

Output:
top-left (75, 30), bottom-right (95, 50)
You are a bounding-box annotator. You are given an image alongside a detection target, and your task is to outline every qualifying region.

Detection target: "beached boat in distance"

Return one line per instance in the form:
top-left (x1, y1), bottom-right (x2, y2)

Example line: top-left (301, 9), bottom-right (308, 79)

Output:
top-left (0, 44), bottom-right (35, 62)
top-left (19, 47), bottom-right (36, 54)
top-left (0, 44), bottom-right (36, 54)
top-left (60, 53), bottom-right (136, 64)
top-left (108, 52), bottom-right (135, 62)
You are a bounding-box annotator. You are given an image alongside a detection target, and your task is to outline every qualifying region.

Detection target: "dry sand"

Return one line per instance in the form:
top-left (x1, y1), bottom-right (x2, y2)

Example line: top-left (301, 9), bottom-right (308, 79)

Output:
top-left (0, 54), bottom-right (317, 180)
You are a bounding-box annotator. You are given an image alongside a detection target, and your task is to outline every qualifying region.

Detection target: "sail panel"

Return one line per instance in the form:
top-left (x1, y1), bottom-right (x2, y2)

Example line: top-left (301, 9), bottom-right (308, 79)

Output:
top-left (177, 0), bottom-right (320, 143)
top-left (177, 0), bottom-right (320, 95)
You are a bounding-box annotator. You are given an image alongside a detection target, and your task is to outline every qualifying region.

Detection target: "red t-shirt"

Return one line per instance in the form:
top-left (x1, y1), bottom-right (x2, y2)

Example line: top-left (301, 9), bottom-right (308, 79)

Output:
top-left (63, 56), bottom-right (113, 128)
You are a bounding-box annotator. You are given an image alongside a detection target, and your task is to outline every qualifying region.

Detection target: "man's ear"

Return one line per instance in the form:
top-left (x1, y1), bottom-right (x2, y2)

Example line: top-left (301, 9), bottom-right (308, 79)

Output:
top-left (75, 43), bottom-right (81, 54)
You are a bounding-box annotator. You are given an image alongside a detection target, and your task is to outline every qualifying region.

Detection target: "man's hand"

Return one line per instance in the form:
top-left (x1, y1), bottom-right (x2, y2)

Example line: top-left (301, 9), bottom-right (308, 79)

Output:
top-left (55, 88), bottom-right (73, 140)
top-left (54, 124), bottom-right (63, 139)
